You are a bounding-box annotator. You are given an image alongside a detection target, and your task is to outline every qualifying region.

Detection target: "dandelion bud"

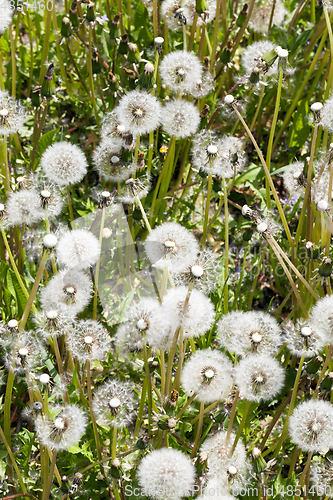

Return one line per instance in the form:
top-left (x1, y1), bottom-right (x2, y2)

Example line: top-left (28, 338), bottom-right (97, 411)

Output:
top-left (92, 48), bottom-right (101, 75)
top-left (320, 371), bottom-right (333, 392)
top-left (305, 355), bottom-right (323, 375)
top-left (249, 67), bottom-right (260, 84)
top-left (196, 0), bottom-right (208, 15)
top-left (61, 17), bottom-right (73, 38)
top-left (85, 1), bottom-right (96, 24)
top-left (69, 0), bottom-right (79, 27)
top-left (262, 47), bottom-right (280, 69)
top-left (224, 94), bottom-right (234, 104)
top-left (128, 42), bottom-right (140, 64)
top-left (135, 435), bottom-right (151, 450)
top-left (305, 241), bottom-right (321, 260)
top-left (317, 199), bottom-right (329, 211)
top-left (41, 61), bottom-right (56, 98)
top-left (157, 415), bottom-right (178, 430)
top-left (251, 447), bottom-right (267, 474)
top-left (236, 2), bottom-right (248, 26)
top-left (110, 458), bottom-right (122, 479)
top-left (118, 33), bottom-right (129, 55)
top-left (167, 389), bottom-right (179, 408)
top-left (43, 234), bottom-right (58, 249)
top-left (138, 61), bottom-right (155, 89)
top-left (318, 256), bottom-right (332, 278)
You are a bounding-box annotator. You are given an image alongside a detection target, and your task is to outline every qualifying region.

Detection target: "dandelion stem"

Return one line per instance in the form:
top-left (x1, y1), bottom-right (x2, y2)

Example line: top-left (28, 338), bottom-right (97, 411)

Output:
top-left (42, 449), bottom-right (57, 500)
top-left (143, 343), bottom-right (153, 429)
top-left (176, 393), bottom-right (197, 420)
top-left (0, 425), bottom-right (27, 495)
top-left (191, 401), bottom-right (204, 458)
top-left (9, 26), bottom-right (16, 97)
top-left (0, 135), bottom-right (10, 195)
top-left (1, 228), bottom-right (30, 300)
top-left (66, 186), bottom-right (75, 222)
top-left (190, 399), bottom-right (221, 425)
top-left (313, 344), bottom-right (333, 398)
top-left (223, 178), bottom-right (229, 314)
top-left (93, 208), bottom-right (106, 320)
top-left (295, 452), bottom-right (313, 500)
top-left (226, 390), bottom-right (239, 445)
top-left (201, 173), bottom-right (212, 245)
top-left (231, 400), bottom-right (251, 454)
top-left (86, 360), bottom-right (103, 470)
top-left (29, 102), bottom-right (49, 171)
top-left (19, 249), bottom-right (49, 331)
top-left (273, 353), bottom-right (306, 459)
top-left (134, 375), bottom-right (147, 438)
top-left (88, 26), bottom-right (100, 131)
top-left (265, 66), bottom-right (283, 211)
top-left (112, 425), bottom-right (117, 461)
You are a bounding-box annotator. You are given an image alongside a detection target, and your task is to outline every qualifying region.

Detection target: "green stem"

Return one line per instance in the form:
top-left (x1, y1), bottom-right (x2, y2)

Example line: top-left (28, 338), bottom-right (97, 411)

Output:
top-left (88, 26), bottom-right (100, 130)
top-left (93, 208), bottom-right (106, 320)
top-left (1, 228), bottom-right (30, 301)
top-left (9, 26), bottom-right (16, 97)
top-left (0, 425), bottom-right (27, 494)
top-left (86, 360), bottom-right (103, 471)
top-left (295, 452), bottom-right (313, 500)
top-left (0, 135), bottom-right (10, 196)
top-left (29, 103), bottom-right (49, 171)
top-left (39, 8), bottom-right (52, 84)
top-left (265, 66), bottom-right (283, 211)
top-left (231, 103), bottom-right (294, 249)
top-left (231, 400), bottom-right (251, 453)
top-left (273, 353), bottom-right (306, 459)
top-left (201, 173), bottom-right (212, 245)
top-left (223, 178), bottom-right (229, 314)
top-left (19, 249), bottom-right (49, 331)
top-left (191, 401), bottom-right (204, 458)
top-left (42, 449), bottom-right (57, 500)
top-left (226, 390), bottom-right (239, 444)
top-left (66, 186), bottom-right (74, 222)
top-left (112, 425), bottom-right (117, 460)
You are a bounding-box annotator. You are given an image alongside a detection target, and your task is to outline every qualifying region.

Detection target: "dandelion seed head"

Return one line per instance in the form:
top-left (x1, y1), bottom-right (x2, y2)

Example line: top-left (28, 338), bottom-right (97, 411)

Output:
top-left (93, 137), bottom-right (136, 182)
top-left (6, 190), bottom-right (45, 227)
top-left (192, 72), bottom-right (214, 98)
top-left (159, 51), bottom-right (202, 94)
top-left (92, 379), bottom-right (136, 427)
top-left (242, 41), bottom-right (278, 76)
top-left (282, 161), bottom-right (306, 197)
top-left (115, 298), bottom-right (170, 352)
top-left (289, 400), bottom-right (333, 452)
top-left (66, 319), bottom-right (111, 363)
top-left (161, 0), bottom-right (216, 29)
top-left (181, 349), bottom-right (233, 403)
top-left (310, 295), bottom-right (333, 344)
top-left (283, 319), bottom-right (325, 358)
top-left (201, 430), bottom-right (247, 477)
top-left (162, 100), bottom-right (201, 138)
top-left (40, 269), bottom-right (93, 317)
top-left (56, 229), bottom-right (100, 270)
top-left (218, 310), bottom-right (282, 356)
top-left (43, 234), bottom-right (58, 248)
top-left (235, 354), bottom-right (285, 403)
top-left (101, 110), bottom-right (134, 149)
top-left (162, 286), bottom-right (215, 339)
top-left (0, 90), bottom-right (26, 135)
top-left (35, 404), bottom-right (87, 451)
top-left (145, 222), bottom-right (199, 273)
top-left (137, 448), bottom-right (196, 500)
top-left (248, 0), bottom-right (287, 33)
top-left (119, 175), bottom-right (150, 204)
top-left (40, 142), bottom-right (88, 187)
top-left (4, 331), bottom-right (45, 376)
top-left (116, 90), bottom-right (162, 135)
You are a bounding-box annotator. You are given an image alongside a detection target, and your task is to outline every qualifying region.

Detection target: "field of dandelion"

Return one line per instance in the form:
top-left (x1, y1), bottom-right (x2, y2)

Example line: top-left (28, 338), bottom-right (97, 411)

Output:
top-left (2, 0), bottom-right (333, 498)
